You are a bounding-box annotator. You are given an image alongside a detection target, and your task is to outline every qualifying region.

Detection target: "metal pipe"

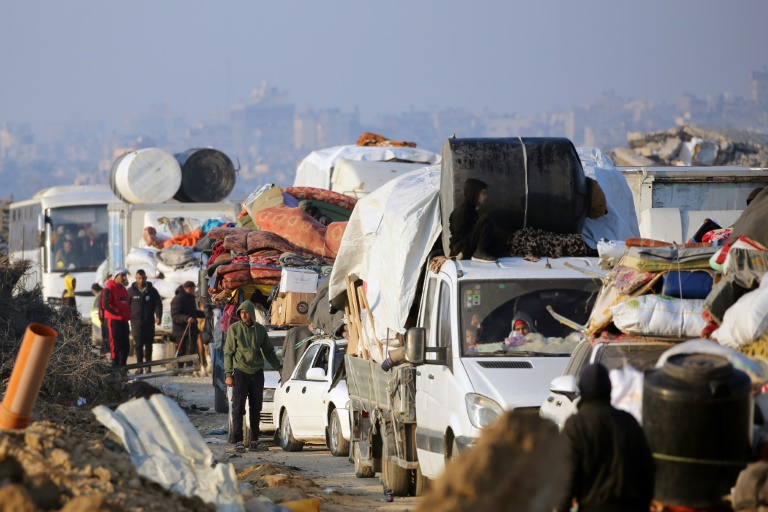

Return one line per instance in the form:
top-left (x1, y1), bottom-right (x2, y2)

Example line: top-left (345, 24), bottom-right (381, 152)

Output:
top-left (0, 323), bottom-right (58, 430)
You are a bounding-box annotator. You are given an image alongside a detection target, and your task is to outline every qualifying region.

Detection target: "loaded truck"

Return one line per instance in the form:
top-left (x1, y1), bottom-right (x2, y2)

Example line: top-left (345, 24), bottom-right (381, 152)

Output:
top-left (334, 138), bottom-right (616, 496)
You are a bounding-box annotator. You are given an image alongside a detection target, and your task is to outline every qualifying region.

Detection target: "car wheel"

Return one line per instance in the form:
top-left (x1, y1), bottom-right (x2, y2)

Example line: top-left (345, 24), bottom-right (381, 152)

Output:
top-left (214, 385), bottom-right (228, 414)
top-left (329, 409), bottom-right (350, 457)
top-left (279, 411), bottom-right (304, 452)
top-left (353, 441), bottom-right (375, 478)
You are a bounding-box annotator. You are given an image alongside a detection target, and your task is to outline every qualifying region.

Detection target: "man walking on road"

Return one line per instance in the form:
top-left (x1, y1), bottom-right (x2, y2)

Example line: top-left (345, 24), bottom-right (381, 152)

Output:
top-left (225, 300), bottom-right (282, 453)
top-left (128, 269), bottom-right (163, 374)
top-left (103, 268), bottom-right (132, 366)
top-left (171, 281), bottom-right (204, 361)
top-left (558, 363), bottom-right (655, 512)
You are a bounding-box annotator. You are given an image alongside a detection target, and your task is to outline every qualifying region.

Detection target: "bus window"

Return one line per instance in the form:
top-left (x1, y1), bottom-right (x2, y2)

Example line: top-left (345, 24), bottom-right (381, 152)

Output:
top-left (47, 206), bottom-right (109, 272)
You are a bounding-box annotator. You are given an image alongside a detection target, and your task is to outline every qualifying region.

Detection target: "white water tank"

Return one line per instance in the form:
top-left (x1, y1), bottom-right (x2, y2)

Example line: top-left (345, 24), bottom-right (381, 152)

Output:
top-left (110, 149), bottom-right (182, 204)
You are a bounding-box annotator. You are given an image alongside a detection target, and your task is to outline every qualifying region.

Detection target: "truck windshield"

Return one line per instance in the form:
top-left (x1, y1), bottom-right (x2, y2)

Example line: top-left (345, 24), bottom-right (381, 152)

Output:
top-left (46, 206), bottom-right (109, 273)
top-left (460, 278), bottom-right (598, 357)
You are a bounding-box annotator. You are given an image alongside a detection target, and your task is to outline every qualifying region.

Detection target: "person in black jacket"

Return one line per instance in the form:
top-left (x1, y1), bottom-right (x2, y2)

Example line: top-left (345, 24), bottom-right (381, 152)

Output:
top-left (127, 269), bottom-right (163, 374)
top-left (171, 281), bottom-right (205, 363)
top-left (559, 363), bottom-right (655, 512)
top-left (448, 178), bottom-right (498, 262)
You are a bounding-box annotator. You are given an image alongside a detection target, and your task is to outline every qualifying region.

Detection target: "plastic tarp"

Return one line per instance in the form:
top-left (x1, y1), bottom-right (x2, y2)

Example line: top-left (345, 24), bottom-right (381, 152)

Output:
top-left (330, 158), bottom-right (430, 198)
top-left (293, 145), bottom-right (441, 190)
top-left (577, 147), bottom-right (640, 248)
top-left (329, 166), bottom-right (441, 341)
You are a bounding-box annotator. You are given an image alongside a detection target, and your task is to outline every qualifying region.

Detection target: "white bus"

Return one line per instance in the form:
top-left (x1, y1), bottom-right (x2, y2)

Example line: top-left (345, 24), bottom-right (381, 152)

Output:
top-left (8, 185), bottom-right (120, 321)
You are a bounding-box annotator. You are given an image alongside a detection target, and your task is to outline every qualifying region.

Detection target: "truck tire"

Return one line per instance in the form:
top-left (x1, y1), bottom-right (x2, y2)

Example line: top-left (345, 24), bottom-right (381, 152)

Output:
top-left (279, 411), bottom-right (304, 452)
top-left (409, 468), bottom-right (429, 497)
top-left (329, 409), bottom-right (350, 457)
top-left (381, 457), bottom-right (410, 497)
top-left (353, 441), bottom-right (375, 479)
top-left (214, 386), bottom-right (228, 414)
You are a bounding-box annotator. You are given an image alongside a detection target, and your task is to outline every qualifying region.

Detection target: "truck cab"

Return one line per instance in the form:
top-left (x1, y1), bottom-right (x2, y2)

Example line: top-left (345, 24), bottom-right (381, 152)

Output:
top-left (409, 256), bottom-right (599, 479)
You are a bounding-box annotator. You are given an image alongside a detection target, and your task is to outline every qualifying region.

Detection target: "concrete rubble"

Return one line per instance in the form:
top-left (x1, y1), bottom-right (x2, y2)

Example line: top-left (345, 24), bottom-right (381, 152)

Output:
top-left (611, 125), bottom-right (768, 167)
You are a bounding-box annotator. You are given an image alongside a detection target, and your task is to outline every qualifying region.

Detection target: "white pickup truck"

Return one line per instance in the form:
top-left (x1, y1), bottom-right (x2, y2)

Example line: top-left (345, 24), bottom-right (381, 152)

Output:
top-left (346, 255), bottom-right (600, 496)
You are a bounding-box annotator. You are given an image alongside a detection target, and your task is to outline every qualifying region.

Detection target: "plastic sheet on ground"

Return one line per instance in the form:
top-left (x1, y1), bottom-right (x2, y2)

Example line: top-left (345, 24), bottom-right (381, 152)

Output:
top-left (329, 166), bottom-right (441, 342)
top-left (577, 147), bottom-right (640, 249)
top-left (93, 394), bottom-right (244, 511)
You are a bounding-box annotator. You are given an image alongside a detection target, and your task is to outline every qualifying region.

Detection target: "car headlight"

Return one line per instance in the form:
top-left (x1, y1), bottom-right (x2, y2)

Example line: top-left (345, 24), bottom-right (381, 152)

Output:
top-left (465, 393), bottom-right (503, 429)
top-left (263, 388), bottom-right (275, 402)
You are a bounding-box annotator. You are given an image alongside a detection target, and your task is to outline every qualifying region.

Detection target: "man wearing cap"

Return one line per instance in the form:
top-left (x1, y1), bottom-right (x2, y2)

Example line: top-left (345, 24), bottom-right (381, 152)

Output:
top-left (171, 281), bottom-right (205, 362)
top-left (103, 269), bottom-right (132, 366)
top-left (558, 363), bottom-right (654, 512)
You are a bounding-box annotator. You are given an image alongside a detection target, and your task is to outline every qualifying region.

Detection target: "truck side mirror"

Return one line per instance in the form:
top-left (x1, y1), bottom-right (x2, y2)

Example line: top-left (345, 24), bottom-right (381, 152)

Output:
top-left (550, 375), bottom-right (579, 400)
top-left (405, 327), bottom-right (425, 365)
top-left (306, 367), bottom-right (326, 381)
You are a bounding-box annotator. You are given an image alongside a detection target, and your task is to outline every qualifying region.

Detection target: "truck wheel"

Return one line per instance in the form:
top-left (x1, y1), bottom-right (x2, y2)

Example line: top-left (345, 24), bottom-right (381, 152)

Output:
top-left (279, 411), bottom-right (304, 452)
top-left (353, 442), bottom-right (375, 478)
top-left (329, 410), bottom-right (350, 457)
top-left (214, 386), bottom-right (228, 414)
top-left (409, 467), bottom-right (429, 497)
top-left (381, 457), bottom-right (410, 497)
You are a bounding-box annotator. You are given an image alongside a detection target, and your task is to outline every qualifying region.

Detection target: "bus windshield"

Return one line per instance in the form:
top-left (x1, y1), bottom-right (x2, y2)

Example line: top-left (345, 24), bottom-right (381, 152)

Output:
top-left (460, 278), bottom-right (598, 357)
top-left (46, 206), bottom-right (109, 273)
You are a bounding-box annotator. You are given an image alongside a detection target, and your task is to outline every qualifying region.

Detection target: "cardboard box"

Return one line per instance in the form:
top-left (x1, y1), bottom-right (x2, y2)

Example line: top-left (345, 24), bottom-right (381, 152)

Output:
top-left (271, 292), bottom-right (316, 326)
top-left (279, 268), bottom-right (318, 294)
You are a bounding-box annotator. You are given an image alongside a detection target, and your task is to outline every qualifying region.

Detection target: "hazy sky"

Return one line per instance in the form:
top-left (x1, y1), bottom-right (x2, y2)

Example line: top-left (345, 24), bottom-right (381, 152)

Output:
top-left (1, 1), bottom-right (767, 133)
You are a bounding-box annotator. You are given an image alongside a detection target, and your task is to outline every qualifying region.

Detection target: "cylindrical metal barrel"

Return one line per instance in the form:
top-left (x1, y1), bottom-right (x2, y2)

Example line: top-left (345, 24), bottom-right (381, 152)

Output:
top-left (110, 148), bottom-right (182, 204)
top-left (643, 353), bottom-right (753, 508)
top-left (174, 149), bottom-right (236, 203)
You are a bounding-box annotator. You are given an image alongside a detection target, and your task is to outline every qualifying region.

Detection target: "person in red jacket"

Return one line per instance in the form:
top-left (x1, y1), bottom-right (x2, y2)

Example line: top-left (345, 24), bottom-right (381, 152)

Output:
top-left (103, 268), bottom-right (132, 366)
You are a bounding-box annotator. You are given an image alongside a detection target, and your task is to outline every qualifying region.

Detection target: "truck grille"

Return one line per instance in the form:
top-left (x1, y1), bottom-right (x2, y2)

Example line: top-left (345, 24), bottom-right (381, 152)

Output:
top-left (477, 361), bottom-right (533, 369)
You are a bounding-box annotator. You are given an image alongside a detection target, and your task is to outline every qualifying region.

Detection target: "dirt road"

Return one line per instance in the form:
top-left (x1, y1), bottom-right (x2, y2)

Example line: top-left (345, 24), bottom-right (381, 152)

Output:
top-left (154, 374), bottom-right (418, 512)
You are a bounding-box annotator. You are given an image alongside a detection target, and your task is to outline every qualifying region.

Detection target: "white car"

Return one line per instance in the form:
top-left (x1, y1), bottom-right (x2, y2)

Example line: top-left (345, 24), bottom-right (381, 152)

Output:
top-left (540, 339), bottom-right (674, 430)
top-left (226, 330), bottom-right (287, 441)
top-left (273, 337), bottom-right (351, 456)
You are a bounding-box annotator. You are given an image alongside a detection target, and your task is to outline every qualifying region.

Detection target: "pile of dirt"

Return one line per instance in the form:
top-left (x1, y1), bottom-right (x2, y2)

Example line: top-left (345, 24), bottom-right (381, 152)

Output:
top-left (238, 463), bottom-right (321, 505)
top-left (0, 420), bottom-right (213, 512)
top-left (416, 412), bottom-right (568, 512)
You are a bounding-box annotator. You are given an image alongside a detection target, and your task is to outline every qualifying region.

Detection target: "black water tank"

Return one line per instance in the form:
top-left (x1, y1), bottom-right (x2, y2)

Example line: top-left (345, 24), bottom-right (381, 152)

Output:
top-left (643, 353), bottom-right (753, 508)
top-left (174, 148), bottom-right (236, 203)
top-left (440, 137), bottom-right (588, 256)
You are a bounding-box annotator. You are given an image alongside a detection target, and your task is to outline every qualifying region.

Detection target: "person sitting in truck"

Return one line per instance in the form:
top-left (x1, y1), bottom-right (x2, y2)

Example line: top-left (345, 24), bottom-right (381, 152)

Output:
top-left (465, 326), bottom-right (479, 352)
top-left (448, 178), bottom-right (498, 263)
top-left (507, 311), bottom-right (538, 338)
top-left (55, 237), bottom-right (77, 270)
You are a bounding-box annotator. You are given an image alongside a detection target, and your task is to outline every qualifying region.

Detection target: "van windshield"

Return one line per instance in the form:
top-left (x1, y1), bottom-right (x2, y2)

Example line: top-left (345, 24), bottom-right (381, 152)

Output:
top-left (46, 206), bottom-right (109, 273)
top-left (460, 278), bottom-right (598, 357)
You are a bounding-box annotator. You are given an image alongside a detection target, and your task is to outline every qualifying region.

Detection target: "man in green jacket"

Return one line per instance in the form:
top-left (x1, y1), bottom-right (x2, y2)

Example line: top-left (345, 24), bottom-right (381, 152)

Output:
top-left (225, 300), bottom-right (282, 452)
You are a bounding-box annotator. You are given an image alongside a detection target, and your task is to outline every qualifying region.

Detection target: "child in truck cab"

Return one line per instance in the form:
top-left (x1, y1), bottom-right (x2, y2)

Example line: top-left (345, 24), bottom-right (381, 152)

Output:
top-left (465, 327), bottom-right (479, 352)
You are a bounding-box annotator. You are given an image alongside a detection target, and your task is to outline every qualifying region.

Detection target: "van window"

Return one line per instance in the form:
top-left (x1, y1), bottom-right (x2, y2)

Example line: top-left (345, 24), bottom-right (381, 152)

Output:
top-left (293, 343), bottom-right (320, 381)
top-left (422, 276), bottom-right (437, 348)
top-left (435, 280), bottom-right (453, 368)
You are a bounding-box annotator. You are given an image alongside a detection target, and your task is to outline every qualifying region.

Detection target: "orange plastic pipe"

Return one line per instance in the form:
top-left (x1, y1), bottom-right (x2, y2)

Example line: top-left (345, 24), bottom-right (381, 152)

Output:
top-left (0, 323), bottom-right (58, 430)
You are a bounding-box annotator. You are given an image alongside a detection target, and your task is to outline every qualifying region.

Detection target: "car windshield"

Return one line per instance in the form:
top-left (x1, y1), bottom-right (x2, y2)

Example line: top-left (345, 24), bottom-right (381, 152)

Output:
top-left (460, 278), bottom-right (598, 357)
top-left (597, 344), bottom-right (671, 372)
top-left (264, 335), bottom-right (285, 370)
top-left (46, 205), bottom-right (109, 273)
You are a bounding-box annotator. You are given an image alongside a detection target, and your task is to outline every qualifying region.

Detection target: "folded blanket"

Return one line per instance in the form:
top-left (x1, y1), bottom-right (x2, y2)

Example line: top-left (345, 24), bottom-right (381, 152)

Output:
top-left (249, 250), bottom-right (282, 267)
top-left (208, 226), bottom-right (252, 242)
top-left (284, 186), bottom-right (357, 212)
top-left (279, 252), bottom-right (326, 268)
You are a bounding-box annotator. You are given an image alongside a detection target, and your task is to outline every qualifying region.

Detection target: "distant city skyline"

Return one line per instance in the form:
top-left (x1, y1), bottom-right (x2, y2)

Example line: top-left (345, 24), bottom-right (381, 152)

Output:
top-left (1, 1), bottom-right (766, 134)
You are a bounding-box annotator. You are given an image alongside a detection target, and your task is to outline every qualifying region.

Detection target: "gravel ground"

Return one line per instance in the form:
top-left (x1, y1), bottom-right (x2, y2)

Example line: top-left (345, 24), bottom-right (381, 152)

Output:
top-left (154, 375), bottom-right (418, 512)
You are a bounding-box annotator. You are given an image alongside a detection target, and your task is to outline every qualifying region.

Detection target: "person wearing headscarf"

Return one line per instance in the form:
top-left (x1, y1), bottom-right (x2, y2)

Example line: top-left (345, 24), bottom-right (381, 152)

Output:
top-left (508, 311), bottom-right (538, 338)
top-left (61, 275), bottom-right (77, 315)
top-left (558, 363), bottom-right (654, 512)
top-left (449, 178), bottom-right (498, 262)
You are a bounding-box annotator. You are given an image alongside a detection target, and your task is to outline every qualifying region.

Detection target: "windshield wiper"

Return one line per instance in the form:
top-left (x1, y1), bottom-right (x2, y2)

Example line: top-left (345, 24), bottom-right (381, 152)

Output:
top-left (486, 350), bottom-right (569, 357)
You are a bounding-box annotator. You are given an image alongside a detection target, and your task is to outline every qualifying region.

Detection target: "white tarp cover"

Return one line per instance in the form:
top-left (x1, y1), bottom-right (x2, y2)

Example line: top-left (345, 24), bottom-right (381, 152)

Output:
top-left (329, 166), bottom-right (442, 342)
top-left (330, 158), bottom-right (429, 198)
top-left (578, 147), bottom-right (640, 248)
top-left (576, 148), bottom-right (640, 249)
top-left (293, 145), bottom-right (441, 189)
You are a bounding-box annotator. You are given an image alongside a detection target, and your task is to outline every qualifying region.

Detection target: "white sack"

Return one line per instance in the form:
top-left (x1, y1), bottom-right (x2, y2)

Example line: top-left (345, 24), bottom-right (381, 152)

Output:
top-left (163, 266), bottom-right (200, 286)
top-left (578, 147), bottom-right (640, 249)
top-left (713, 273), bottom-right (768, 348)
top-left (152, 279), bottom-right (179, 299)
top-left (329, 166), bottom-right (442, 341)
top-left (126, 247), bottom-right (160, 278)
top-left (609, 364), bottom-right (644, 424)
top-left (611, 294), bottom-right (706, 338)
top-left (656, 338), bottom-right (768, 385)
top-left (160, 297), bottom-right (174, 332)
